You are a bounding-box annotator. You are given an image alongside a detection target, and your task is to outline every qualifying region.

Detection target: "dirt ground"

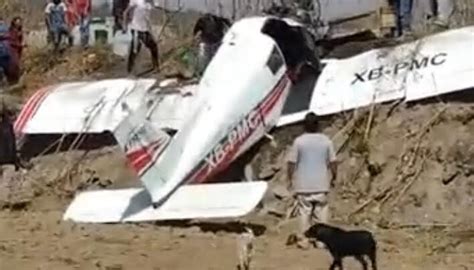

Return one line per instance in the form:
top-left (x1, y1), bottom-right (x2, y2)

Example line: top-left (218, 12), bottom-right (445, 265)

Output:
top-left (0, 211), bottom-right (472, 270)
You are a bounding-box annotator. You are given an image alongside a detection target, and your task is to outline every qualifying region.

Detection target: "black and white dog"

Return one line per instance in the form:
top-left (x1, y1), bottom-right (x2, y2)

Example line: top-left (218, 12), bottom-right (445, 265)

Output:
top-left (304, 223), bottom-right (377, 270)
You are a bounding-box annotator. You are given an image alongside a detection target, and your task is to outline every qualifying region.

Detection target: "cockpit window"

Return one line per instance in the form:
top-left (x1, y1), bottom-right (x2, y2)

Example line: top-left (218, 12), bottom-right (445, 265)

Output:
top-left (261, 18), bottom-right (314, 70)
top-left (266, 46), bottom-right (284, 74)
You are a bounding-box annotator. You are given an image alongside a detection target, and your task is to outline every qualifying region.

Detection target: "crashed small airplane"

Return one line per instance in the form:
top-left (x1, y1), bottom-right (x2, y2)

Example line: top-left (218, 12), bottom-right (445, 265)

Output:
top-left (14, 17), bottom-right (474, 223)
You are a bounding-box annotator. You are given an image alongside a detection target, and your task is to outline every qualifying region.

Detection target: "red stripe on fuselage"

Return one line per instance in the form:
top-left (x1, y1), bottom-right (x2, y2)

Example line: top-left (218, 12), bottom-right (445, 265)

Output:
top-left (188, 73), bottom-right (290, 184)
top-left (125, 141), bottom-right (163, 175)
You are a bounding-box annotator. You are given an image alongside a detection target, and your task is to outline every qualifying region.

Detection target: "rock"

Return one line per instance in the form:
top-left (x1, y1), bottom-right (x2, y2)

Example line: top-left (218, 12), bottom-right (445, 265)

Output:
top-left (261, 194), bottom-right (288, 218)
top-left (105, 263), bottom-right (123, 270)
top-left (367, 161), bottom-right (382, 177)
top-left (258, 166), bottom-right (278, 180)
top-left (272, 184), bottom-right (290, 199)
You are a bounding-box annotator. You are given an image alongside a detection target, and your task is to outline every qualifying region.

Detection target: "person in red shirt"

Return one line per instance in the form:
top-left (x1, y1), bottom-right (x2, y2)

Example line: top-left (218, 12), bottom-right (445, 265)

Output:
top-left (9, 17), bottom-right (25, 61)
top-left (75, 0), bottom-right (91, 47)
top-left (65, 0), bottom-right (78, 30)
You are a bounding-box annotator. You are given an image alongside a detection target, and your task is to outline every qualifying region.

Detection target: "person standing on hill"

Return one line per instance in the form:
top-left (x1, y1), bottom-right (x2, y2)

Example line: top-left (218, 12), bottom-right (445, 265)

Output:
top-left (75, 0), bottom-right (91, 48)
top-left (0, 107), bottom-right (25, 171)
top-left (193, 13), bottom-right (231, 75)
top-left (0, 17), bottom-right (20, 85)
top-left (9, 17), bottom-right (25, 61)
top-left (45, 0), bottom-right (74, 52)
top-left (123, 0), bottom-right (160, 73)
top-left (395, 0), bottom-right (413, 37)
top-left (286, 112), bottom-right (338, 249)
top-left (113, 0), bottom-right (130, 34)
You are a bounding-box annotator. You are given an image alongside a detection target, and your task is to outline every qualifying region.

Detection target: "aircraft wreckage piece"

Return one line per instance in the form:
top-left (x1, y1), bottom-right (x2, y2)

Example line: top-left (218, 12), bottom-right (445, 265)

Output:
top-left (16, 26), bottom-right (474, 135)
top-left (63, 182), bottom-right (267, 223)
top-left (14, 78), bottom-right (198, 135)
top-left (15, 19), bottom-right (474, 224)
top-left (277, 25), bottom-right (474, 124)
top-left (311, 25), bottom-right (474, 116)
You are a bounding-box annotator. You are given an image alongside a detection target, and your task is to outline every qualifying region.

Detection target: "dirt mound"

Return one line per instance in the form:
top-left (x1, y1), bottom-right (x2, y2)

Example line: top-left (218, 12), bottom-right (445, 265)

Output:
top-left (0, 145), bottom-right (137, 212)
top-left (256, 94), bottom-right (474, 228)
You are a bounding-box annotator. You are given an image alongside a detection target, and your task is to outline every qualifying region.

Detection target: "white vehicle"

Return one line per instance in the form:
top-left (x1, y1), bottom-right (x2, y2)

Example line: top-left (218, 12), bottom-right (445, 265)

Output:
top-left (15, 18), bottom-right (474, 223)
top-left (15, 17), bottom-right (316, 223)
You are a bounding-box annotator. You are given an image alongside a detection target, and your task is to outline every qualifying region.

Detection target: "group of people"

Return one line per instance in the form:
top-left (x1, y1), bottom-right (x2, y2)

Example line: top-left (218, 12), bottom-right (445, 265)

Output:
top-left (44, 0), bottom-right (91, 51)
top-left (1, 0), bottom-right (92, 85)
top-left (0, 16), bottom-right (24, 85)
top-left (111, 0), bottom-right (231, 75)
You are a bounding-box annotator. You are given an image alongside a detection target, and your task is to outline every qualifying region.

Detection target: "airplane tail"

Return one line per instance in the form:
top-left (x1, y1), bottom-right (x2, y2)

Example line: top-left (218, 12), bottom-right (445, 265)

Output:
top-left (112, 102), bottom-right (171, 178)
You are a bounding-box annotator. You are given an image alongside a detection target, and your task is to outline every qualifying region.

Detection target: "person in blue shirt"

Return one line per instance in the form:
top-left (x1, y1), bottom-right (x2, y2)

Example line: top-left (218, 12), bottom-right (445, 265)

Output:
top-left (45, 0), bottom-right (73, 52)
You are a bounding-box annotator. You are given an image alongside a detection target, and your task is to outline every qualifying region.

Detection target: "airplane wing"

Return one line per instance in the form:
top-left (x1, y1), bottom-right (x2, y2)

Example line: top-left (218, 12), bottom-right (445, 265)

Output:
top-left (14, 79), bottom-right (199, 136)
top-left (277, 26), bottom-right (474, 126)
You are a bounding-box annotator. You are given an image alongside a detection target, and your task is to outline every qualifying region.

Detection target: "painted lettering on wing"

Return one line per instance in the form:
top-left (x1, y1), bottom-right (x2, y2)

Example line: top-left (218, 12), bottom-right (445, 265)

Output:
top-left (352, 52), bottom-right (448, 84)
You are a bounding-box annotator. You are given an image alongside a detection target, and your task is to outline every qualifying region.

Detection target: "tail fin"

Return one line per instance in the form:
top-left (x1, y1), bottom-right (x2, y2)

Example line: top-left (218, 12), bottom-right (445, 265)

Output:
top-left (113, 102), bottom-right (171, 178)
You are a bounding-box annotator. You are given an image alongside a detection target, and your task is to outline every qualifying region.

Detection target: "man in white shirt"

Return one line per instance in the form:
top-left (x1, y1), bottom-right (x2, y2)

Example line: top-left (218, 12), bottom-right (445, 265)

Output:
top-left (123, 0), bottom-right (159, 73)
top-left (287, 112), bottom-right (338, 249)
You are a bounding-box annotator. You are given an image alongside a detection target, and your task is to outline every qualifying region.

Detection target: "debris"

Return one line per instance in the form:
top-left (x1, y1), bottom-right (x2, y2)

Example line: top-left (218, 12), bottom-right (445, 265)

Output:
top-left (366, 161), bottom-right (382, 177)
top-left (350, 106), bottom-right (446, 218)
top-left (390, 154), bottom-right (427, 207)
top-left (159, 78), bottom-right (179, 88)
top-left (442, 170), bottom-right (460, 185)
top-left (364, 103), bottom-right (376, 141)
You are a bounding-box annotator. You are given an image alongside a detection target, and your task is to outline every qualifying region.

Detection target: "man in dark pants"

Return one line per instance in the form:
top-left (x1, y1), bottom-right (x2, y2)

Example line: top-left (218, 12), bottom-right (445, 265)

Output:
top-left (193, 13), bottom-right (231, 75)
top-left (123, 0), bottom-right (159, 73)
top-left (113, 0), bottom-right (130, 34)
top-left (395, 0), bottom-right (413, 37)
top-left (0, 108), bottom-right (24, 171)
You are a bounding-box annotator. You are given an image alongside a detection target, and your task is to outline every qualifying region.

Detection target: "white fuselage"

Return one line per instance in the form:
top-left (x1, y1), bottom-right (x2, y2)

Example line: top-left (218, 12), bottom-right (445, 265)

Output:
top-left (142, 17), bottom-right (293, 204)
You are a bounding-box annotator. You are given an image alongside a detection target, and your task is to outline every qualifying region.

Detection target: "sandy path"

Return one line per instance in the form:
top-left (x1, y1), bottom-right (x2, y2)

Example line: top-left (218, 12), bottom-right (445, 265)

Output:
top-left (1, 210), bottom-right (472, 270)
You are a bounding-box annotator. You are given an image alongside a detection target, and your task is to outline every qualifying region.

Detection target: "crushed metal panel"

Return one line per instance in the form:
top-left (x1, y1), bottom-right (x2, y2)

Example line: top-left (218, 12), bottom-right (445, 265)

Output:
top-left (311, 26), bottom-right (474, 116)
top-left (17, 79), bottom-right (157, 134)
top-left (63, 181), bottom-right (268, 223)
top-left (147, 84), bottom-right (200, 131)
top-left (404, 26), bottom-right (474, 101)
